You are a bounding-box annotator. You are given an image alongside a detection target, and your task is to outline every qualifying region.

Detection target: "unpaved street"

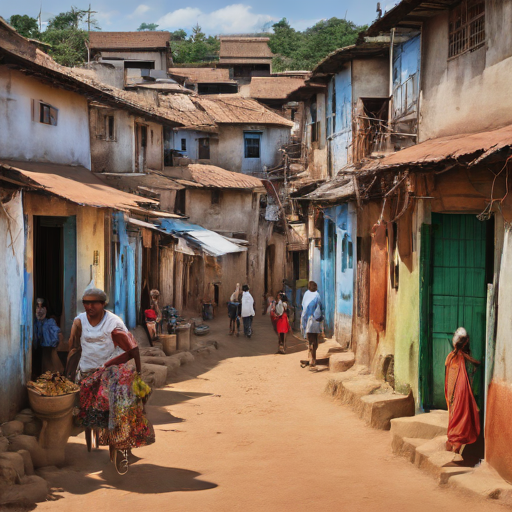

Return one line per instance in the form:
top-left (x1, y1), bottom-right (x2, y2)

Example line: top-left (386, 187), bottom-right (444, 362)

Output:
top-left (38, 316), bottom-right (505, 512)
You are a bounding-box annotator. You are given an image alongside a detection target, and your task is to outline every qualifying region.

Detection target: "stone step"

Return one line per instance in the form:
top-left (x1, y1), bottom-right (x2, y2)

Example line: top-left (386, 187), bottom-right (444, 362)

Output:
top-left (392, 436), bottom-right (430, 463)
top-left (390, 410), bottom-right (448, 440)
top-left (325, 367), bottom-right (414, 430)
top-left (360, 392), bottom-right (415, 430)
top-left (449, 462), bottom-right (512, 505)
top-left (329, 351), bottom-right (355, 373)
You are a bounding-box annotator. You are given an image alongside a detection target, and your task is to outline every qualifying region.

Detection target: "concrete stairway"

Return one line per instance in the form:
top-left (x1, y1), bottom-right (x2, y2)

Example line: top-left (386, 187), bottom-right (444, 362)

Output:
top-left (325, 363), bottom-right (415, 430)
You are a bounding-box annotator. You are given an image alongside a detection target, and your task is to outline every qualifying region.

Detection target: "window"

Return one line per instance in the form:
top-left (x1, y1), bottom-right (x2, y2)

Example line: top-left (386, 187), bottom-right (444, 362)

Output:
top-left (106, 115), bottom-right (115, 141)
top-left (211, 189), bottom-right (221, 205)
top-left (244, 132), bottom-right (261, 159)
top-left (181, 138), bottom-right (187, 151)
top-left (198, 138), bottom-right (210, 159)
top-left (449, 0), bottom-right (485, 59)
top-left (39, 103), bottom-right (58, 126)
top-left (311, 121), bottom-right (321, 143)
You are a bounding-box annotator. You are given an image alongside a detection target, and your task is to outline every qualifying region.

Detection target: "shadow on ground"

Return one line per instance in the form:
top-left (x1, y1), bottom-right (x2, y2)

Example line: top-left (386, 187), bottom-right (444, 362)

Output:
top-left (39, 442), bottom-right (217, 497)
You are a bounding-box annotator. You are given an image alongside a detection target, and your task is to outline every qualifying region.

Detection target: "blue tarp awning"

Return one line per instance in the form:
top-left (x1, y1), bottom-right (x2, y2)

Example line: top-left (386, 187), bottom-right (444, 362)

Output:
top-left (157, 219), bottom-right (247, 257)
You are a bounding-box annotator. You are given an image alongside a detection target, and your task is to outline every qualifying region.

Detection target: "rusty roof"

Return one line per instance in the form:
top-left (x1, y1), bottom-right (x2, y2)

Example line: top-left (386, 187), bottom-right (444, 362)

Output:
top-left (0, 161), bottom-right (158, 211)
top-left (249, 77), bottom-right (307, 100)
top-left (219, 37), bottom-right (273, 62)
top-left (185, 164), bottom-right (263, 189)
top-left (0, 19), bottom-right (187, 128)
top-left (168, 67), bottom-right (232, 84)
top-left (194, 96), bottom-right (294, 127)
top-left (360, 124), bottom-right (512, 173)
top-left (158, 94), bottom-right (217, 130)
top-left (89, 31), bottom-right (170, 50)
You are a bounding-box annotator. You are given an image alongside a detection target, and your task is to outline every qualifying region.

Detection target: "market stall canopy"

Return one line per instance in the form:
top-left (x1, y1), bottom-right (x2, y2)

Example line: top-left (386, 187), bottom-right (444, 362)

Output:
top-left (0, 161), bottom-right (158, 212)
top-left (157, 218), bottom-right (247, 257)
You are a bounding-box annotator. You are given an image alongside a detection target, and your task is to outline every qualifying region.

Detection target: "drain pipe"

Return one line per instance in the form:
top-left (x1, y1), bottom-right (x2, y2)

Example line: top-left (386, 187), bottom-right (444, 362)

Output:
top-left (388, 27), bottom-right (395, 130)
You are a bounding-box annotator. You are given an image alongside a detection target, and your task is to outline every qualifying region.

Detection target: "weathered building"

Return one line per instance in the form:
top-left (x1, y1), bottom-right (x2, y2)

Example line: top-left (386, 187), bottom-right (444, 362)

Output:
top-left (0, 19), bottom-right (177, 421)
top-left (89, 31), bottom-right (172, 89)
top-left (168, 67), bottom-right (238, 95)
top-left (217, 37), bottom-right (274, 79)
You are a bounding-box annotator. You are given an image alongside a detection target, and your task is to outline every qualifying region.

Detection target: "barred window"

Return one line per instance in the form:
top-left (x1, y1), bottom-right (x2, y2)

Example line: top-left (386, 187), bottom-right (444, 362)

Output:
top-left (449, 0), bottom-right (485, 59)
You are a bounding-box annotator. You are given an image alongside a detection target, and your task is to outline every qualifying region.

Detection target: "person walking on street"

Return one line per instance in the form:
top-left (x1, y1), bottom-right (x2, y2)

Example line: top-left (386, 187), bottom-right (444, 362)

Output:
top-left (241, 284), bottom-right (255, 338)
top-left (301, 281), bottom-right (323, 369)
top-left (67, 287), bottom-right (154, 475)
top-left (273, 292), bottom-right (290, 354)
top-left (228, 283), bottom-right (241, 336)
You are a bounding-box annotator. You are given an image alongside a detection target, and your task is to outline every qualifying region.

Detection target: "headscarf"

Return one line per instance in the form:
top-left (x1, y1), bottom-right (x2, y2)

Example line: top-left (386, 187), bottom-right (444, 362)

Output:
top-left (452, 327), bottom-right (468, 348)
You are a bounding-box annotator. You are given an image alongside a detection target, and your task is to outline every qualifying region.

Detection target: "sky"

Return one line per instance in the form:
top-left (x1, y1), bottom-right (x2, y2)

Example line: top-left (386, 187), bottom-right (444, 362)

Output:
top-left (1, 0), bottom-right (400, 34)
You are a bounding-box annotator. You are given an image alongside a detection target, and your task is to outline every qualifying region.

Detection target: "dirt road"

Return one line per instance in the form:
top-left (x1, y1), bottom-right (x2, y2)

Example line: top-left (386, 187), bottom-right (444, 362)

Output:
top-left (37, 315), bottom-right (505, 512)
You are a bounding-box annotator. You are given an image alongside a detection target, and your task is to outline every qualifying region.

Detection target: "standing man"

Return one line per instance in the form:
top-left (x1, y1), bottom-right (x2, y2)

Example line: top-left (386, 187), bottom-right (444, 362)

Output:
top-left (301, 281), bottom-right (323, 369)
top-left (241, 284), bottom-right (255, 338)
top-left (227, 283), bottom-right (241, 336)
top-left (67, 287), bottom-right (154, 475)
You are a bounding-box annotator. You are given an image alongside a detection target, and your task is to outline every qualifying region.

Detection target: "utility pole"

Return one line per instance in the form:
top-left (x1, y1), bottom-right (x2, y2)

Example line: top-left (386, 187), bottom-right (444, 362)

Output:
top-left (85, 4), bottom-right (97, 33)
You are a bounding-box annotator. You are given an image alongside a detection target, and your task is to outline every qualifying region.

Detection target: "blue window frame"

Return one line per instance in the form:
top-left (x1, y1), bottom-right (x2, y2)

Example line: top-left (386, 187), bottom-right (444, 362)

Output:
top-left (244, 132), bottom-right (261, 159)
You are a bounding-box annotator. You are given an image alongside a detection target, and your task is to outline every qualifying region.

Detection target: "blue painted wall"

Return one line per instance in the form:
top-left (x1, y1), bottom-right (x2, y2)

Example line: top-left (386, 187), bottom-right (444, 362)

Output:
top-left (393, 34), bottom-right (421, 120)
top-left (322, 204), bottom-right (357, 344)
top-left (112, 213), bottom-right (137, 329)
top-left (327, 65), bottom-right (352, 174)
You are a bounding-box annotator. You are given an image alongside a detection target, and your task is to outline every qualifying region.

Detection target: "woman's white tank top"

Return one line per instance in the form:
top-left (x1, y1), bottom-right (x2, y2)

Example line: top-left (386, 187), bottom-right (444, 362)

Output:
top-left (78, 310), bottom-right (127, 372)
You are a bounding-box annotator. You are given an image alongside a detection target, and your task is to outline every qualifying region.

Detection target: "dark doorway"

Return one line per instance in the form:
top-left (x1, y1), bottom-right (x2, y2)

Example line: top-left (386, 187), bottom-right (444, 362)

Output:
top-left (33, 216), bottom-right (77, 376)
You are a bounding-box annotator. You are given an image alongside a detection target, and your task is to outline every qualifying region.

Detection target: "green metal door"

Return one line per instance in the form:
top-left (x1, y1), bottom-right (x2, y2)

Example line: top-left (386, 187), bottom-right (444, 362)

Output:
top-left (429, 214), bottom-right (487, 409)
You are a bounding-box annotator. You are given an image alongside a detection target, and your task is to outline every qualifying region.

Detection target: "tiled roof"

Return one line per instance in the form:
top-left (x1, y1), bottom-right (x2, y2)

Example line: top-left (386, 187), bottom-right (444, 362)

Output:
top-left (186, 164), bottom-right (263, 189)
top-left (219, 37), bottom-right (273, 61)
top-left (158, 95), bottom-right (217, 130)
top-left (249, 77), bottom-right (307, 100)
top-left (168, 67), bottom-right (232, 84)
top-left (194, 95), bottom-right (294, 127)
top-left (89, 31), bottom-right (170, 50)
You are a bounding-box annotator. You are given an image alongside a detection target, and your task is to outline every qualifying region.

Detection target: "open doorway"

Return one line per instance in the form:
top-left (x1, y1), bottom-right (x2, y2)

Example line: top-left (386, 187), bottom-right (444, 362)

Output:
top-left (33, 216), bottom-right (77, 376)
top-left (265, 245), bottom-right (275, 296)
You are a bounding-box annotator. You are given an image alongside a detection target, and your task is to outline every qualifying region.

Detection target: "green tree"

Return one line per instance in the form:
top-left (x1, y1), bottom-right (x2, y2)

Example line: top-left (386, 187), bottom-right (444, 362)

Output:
top-left (137, 22), bottom-right (159, 31)
top-left (170, 29), bottom-right (187, 41)
top-left (171, 25), bottom-right (219, 64)
top-left (269, 17), bottom-right (366, 71)
top-left (40, 7), bottom-right (101, 67)
top-left (8, 14), bottom-right (40, 39)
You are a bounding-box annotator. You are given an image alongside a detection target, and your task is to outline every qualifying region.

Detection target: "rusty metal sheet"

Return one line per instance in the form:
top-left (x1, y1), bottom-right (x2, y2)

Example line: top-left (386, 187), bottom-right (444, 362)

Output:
top-left (0, 160), bottom-right (157, 211)
top-left (361, 124), bottom-right (512, 173)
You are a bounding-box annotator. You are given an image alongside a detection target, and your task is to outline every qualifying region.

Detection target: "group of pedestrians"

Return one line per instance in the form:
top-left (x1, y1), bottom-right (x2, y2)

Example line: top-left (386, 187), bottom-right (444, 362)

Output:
top-left (227, 283), bottom-right (255, 338)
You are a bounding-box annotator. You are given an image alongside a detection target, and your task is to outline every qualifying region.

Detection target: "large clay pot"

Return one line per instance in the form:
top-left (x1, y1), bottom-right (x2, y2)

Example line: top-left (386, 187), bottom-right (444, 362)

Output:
top-left (160, 334), bottom-right (177, 356)
top-left (27, 389), bottom-right (78, 464)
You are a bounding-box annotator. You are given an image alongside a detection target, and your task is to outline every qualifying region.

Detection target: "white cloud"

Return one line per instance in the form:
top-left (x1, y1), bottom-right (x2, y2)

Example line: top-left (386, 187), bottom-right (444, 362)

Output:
top-left (157, 4), bottom-right (275, 34)
top-left (128, 4), bottom-right (151, 19)
top-left (95, 9), bottom-right (120, 27)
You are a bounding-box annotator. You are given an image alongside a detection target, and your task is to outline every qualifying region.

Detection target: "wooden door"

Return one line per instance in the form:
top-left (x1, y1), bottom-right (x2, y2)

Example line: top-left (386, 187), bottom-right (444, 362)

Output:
top-left (429, 213), bottom-right (487, 409)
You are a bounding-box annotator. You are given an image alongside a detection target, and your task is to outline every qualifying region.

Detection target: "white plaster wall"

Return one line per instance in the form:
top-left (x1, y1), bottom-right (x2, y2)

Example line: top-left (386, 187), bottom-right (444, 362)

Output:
top-left (90, 109), bottom-right (163, 172)
top-left (0, 68), bottom-right (91, 168)
top-left (216, 125), bottom-right (290, 174)
top-left (420, 5), bottom-right (512, 141)
top-left (173, 130), bottom-right (218, 163)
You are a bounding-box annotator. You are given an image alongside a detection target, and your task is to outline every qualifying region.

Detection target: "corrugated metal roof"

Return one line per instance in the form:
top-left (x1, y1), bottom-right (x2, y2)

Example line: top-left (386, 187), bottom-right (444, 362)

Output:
top-left (186, 164), bottom-right (263, 189)
top-left (194, 96), bottom-right (294, 127)
top-left (360, 124), bottom-right (512, 173)
top-left (0, 161), bottom-right (157, 211)
top-left (249, 77), bottom-right (306, 100)
top-left (89, 31), bottom-right (170, 50)
top-left (158, 218), bottom-right (247, 257)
